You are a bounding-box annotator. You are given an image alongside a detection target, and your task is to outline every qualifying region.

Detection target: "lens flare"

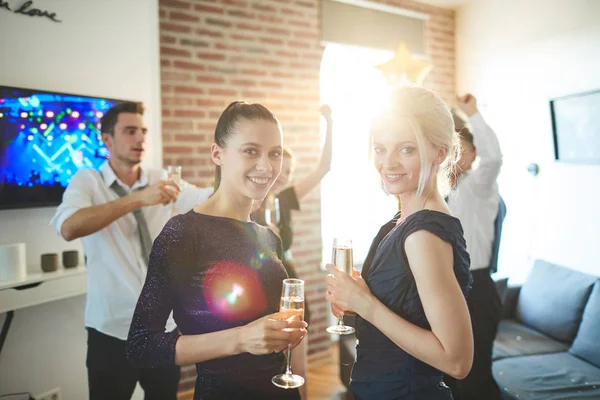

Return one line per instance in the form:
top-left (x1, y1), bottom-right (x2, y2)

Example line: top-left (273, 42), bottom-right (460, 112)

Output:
top-left (202, 261), bottom-right (267, 322)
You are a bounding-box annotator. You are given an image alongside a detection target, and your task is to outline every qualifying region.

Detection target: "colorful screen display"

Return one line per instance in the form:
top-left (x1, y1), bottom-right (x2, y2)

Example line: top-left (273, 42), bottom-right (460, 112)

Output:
top-left (0, 86), bottom-right (122, 209)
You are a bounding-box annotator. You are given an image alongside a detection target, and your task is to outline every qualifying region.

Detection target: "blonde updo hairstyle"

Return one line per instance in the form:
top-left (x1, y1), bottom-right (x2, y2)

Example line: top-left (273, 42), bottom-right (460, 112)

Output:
top-left (372, 86), bottom-right (460, 197)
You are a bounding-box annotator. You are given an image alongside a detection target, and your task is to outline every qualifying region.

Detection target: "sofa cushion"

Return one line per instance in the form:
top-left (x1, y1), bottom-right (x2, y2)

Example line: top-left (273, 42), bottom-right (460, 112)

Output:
top-left (494, 277), bottom-right (508, 304)
top-left (570, 281), bottom-right (600, 368)
top-left (515, 260), bottom-right (597, 342)
top-left (493, 319), bottom-right (569, 361)
top-left (493, 352), bottom-right (600, 400)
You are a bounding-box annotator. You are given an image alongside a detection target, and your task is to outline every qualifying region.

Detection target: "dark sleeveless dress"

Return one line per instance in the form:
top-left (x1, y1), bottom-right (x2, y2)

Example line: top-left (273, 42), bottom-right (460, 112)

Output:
top-left (351, 210), bottom-right (472, 400)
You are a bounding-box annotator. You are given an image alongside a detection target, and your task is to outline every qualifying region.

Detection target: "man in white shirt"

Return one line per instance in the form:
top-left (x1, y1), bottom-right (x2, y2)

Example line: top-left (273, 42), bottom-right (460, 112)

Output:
top-left (50, 102), bottom-right (213, 400)
top-left (445, 94), bottom-right (503, 400)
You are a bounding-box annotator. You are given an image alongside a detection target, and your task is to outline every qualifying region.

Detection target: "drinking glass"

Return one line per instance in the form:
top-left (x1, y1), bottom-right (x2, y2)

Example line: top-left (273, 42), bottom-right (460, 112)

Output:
top-left (326, 238), bottom-right (356, 335)
top-left (167, 165), bottom-right (182, 185)
top-left (272, 278), bottom-right (305, 389)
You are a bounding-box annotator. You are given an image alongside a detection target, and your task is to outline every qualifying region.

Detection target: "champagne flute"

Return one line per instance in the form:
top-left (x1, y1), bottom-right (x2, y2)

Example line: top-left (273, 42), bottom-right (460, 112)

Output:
top-left (326, 238), bottom-right (356, 335)
top-left (264, 194), bottom-right (280, 226)
top-left (272, 278), bottom-right (305, 389)
top-left (167, 165), bottom-right (182, 185)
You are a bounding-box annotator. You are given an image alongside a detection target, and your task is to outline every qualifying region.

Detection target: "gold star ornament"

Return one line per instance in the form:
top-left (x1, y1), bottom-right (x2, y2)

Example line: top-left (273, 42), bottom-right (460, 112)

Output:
top-left (376, 42), bottom-right (433, 86)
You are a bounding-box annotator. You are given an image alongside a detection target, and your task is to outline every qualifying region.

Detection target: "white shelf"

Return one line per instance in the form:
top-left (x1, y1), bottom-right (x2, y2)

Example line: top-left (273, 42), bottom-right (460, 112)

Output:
top-left (0, 266), bottom-right (87, 313)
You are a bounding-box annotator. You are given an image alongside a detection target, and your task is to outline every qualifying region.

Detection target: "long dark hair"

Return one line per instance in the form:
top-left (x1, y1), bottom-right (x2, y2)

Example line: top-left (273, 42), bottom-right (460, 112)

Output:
top-left (213, 101), bottom-right (280, 191)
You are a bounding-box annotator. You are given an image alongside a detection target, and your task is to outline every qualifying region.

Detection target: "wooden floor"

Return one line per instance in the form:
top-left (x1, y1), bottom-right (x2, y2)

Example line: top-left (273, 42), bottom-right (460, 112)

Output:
top-left (178, 344), bottom-right (348, 400)
top-left (307, 345), bottom-right (349, 400)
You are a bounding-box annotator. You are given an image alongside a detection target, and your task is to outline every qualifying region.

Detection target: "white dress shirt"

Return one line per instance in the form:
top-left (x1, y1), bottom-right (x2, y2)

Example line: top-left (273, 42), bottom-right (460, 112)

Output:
top-left (50, 162), bottom-right (213, 340)
top-left (447, 113), bottom-right (502, 271)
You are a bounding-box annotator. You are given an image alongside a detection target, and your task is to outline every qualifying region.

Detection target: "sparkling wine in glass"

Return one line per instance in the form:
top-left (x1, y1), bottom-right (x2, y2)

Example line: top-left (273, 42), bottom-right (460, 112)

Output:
top-left (167, 165), bottom-right (182, 185)
top-left (326, 238), bottom-right (356, 335)
top-left (272, 278), bottom-right (305, 389)
top-left (264, 195), bottom-right (280, 226)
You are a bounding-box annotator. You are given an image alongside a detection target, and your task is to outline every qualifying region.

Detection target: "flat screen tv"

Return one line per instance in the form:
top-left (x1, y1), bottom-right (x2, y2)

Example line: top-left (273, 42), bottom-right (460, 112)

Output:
top-left (0, 85), bottom-right (123, 210)
top-left (550, 89), bottom-right (600, 163)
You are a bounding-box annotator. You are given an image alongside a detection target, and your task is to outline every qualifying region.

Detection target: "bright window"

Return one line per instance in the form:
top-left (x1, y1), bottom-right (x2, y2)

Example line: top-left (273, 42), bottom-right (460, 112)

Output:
top-left (320, 43), bottom-right (398, 266)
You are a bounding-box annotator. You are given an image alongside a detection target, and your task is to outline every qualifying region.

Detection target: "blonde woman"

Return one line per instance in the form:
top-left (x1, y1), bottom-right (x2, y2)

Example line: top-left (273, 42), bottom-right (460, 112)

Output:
top-left (326, 86), bottom-right (474, 400)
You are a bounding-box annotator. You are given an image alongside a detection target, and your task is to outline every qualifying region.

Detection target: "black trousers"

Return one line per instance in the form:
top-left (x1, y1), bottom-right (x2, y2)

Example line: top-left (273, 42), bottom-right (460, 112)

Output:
top-left (86, 328), bottom-right (180, 400)
top-left (446, 268), bottom-right (502, 400)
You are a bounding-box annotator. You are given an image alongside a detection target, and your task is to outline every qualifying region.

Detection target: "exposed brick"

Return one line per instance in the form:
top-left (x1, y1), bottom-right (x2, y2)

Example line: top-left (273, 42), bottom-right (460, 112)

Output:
top-left (161, 71), bottom-right (192, 82)
top-left (163, 120), bottom-right (194, 130)
top-left (230, 34), bottom-right (256, 42)
top-left (196, 98), bottom-right (228, 107)
top-left (293, 30), bottom-right (319, 40)
top-left (230, 79), bottom-right (256, 87)
top-left (160, 35), bottom-right (177, 44)
top-left (237, 22), bottom-right (262, 32)
top-left (175, 133), bottom-right (207, 142)
top-left (173, 60), bottom-right (206, 71)
top-left (196, 75), bottom-right (226, 84)
top-left (170, 11), bottom-right (200, 23)
top-left (281, 7), bottom-right (303, 16)
top-left (242, 90), bottom-right (267, 98)
top-left (287, 40), bottom-right (311, 49)
top-left (271, 70), bottom-right (295, 79)
top-left (196, 52), bottom-right (227, 61)
top-left (259, 15), bottom-right (284, 24)
top-left (209, 88), bottom-right (238, 97)
top-left (173, 110), bottom-right (206, 118)
top-left (260, 37), bottom-right (284, 46)
top-left (194, 4), bottom-right (224, 14)
top-left (174, 86), bottom-right (204, 94)
top-left (161, 46), bottom-right (192, 57)
top-left (160, 22), bottom-right (191, 34)
top-left (241, 68), bottom-right (268, 77)
top-left (259, 81), bottom-right (283, 88)
top-left (215, 42), bottom-right (243, 52)
top-left (164, 145), bottom-right (195, 154)
top-left (206, 18), bottom-right (232, 28)
top-left (195, 28), bottom-right (223, 38)
top-left (161, 0), bottom-right (191, 10)
top-left (276, 50), bottom-right (298, 58)
top-left (267, 27), bottom-right (291, 36)
top-left (181, 38), bottom-right (210, 48)
top-left (252, 3), bottom-right (276, 13)
top-left (260, 58), bottom-right (284, 67)
top-left (296, 0), bottom-right (315, 7)
top-left (222, 0), bottom-right (248, 6)
top-left (288, 19), bottom-right (311, 28)
top-left (227, 9), bottom-right (255, 19)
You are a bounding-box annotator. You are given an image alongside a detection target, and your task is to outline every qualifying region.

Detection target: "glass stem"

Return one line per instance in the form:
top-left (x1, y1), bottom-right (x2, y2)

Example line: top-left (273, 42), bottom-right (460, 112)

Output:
top-left (338, 315), bottom-right (345, 327)
top-left (285, 344), bottom-right (293, 375)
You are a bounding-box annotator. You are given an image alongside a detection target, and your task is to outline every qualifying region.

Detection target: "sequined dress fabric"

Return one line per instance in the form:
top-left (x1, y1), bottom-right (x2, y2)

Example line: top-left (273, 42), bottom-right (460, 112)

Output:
top-left (127, 211), bottom-right (299, 399)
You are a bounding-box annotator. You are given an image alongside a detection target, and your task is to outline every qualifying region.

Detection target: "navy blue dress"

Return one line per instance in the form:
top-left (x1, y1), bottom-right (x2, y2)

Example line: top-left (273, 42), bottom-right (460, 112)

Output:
top-left (127, 211), bottom-right (299, 400)
top-left (351, 210), bottom-right (472, 400)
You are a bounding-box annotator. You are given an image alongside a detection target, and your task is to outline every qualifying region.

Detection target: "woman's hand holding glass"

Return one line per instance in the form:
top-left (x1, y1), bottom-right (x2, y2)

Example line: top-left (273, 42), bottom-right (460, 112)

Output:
top-left (326, 264), bottom-right (373, 319)
top-left (239, 313), bottom-right (307, 356)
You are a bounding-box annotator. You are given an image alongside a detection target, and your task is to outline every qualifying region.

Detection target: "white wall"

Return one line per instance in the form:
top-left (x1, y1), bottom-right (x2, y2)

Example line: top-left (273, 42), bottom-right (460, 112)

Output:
top-left (456, 0), bottom-right (600, 282)
top-left (0, 0), bottom-right (161, 398)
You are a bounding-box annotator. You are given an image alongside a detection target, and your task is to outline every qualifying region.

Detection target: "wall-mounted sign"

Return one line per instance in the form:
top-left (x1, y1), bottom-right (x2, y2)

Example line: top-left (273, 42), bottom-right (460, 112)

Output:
top-left (0, 0), bottom-right (61, 23)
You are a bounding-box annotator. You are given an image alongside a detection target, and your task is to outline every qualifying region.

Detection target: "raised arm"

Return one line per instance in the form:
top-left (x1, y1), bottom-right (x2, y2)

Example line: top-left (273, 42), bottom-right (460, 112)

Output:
top-left (56, 172), bottom-right (179, 241)
top-left (127, 221), bottom-right (306, 368)
top-left (326, 230), bottom-right (473, 379)
top-left (292, 105), bottom-right (333, 200)
top-left (457, 94), bottom-right (502, 188)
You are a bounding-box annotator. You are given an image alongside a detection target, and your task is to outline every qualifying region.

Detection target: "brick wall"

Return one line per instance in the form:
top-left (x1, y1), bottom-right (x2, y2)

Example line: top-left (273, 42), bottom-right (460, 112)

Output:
top-left (159, 0), bottom-right (455, 393)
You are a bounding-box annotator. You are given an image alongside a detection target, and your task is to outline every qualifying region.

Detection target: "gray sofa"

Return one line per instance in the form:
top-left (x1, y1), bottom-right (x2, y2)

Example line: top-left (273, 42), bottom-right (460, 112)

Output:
top-left (493, 259), bottom-right (600, 399)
